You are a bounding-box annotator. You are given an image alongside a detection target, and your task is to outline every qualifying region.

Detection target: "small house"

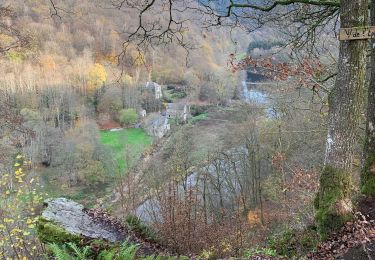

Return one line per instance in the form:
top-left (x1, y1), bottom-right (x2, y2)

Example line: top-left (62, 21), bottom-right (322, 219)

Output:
top-left (166, 103), bottom-right (190, 123)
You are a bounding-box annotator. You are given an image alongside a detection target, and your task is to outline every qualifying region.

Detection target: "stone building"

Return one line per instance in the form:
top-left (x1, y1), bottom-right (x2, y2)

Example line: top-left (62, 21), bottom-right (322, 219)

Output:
top-left (166, 103), bottom-right (190, 123)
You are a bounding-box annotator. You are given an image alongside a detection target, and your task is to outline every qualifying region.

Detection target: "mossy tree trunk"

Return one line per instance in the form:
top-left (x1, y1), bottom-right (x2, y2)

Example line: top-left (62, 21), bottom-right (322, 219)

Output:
top-left (361, 0), bottom-right (375, 197)
top-left (315, 0), bottom-right (368, 237)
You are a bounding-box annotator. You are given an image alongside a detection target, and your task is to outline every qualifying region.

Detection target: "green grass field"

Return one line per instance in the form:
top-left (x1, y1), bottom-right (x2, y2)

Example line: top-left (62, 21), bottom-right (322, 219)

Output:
top-left (100, 128), bottom-right (152, 172)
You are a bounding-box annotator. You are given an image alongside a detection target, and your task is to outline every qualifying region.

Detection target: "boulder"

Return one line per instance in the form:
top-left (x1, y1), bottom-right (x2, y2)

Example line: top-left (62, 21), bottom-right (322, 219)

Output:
top-left (39, 198), bottom-right (126, 243)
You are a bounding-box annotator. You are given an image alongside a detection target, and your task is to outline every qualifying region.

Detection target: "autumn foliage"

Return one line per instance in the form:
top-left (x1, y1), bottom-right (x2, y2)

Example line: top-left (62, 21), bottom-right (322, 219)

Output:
top-left (0, 155), bottom-right (44, 259)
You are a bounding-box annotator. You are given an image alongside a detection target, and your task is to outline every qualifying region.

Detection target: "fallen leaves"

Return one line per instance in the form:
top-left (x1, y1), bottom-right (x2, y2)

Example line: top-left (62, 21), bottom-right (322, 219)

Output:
top-left (307, 212), bottom-right (375, 259)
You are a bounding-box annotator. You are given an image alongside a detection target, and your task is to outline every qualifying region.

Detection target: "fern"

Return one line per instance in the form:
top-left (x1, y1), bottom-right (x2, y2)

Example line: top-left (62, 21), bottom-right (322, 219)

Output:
top-left (48, 243), bottom-right (73, 260)
top-left (67, 242), bottom-right (91, 260)
top-left (118, 240), bottom-right (140, 260)
top-left (98, 249), bottom-right (116, 260)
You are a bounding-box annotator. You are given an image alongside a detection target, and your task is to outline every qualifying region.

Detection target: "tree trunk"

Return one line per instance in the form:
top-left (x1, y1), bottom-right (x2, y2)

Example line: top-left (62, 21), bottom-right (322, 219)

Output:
top-left (361, 0), bottom-right (375, 197)
top-left (315, 0), bottom-right (368, 236)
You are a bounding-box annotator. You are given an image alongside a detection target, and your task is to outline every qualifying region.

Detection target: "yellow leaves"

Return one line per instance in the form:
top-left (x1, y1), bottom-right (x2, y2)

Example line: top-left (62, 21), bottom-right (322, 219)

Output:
top-left (10, 228), bottom-right (22, 234)
top-left (3, 218), bottom-right (14, 223)
top-left (27, 224), bottom-right (35, 229)
top-left (0, 156), bottom-right (42, 256)
top-left (87, 63), bottom-right (107, 90)
top-left (27, 217), bottom-right (36, 229)
top-left (14, 167), bottom-right (25, 183)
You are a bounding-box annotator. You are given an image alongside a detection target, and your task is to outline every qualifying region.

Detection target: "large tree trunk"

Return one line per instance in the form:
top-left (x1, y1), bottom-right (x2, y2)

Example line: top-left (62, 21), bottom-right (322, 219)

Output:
top-left (362, 1), bottom-right (375, 197)
top-left (315, 0), bottom-right (368, 236)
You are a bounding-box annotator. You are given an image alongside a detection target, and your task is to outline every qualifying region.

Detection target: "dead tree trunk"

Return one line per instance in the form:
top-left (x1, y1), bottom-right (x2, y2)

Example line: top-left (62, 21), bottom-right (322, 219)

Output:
top-left (361, 0), bottom-right (375, 197)
top-left (315, 0), bottom-right (368, 236)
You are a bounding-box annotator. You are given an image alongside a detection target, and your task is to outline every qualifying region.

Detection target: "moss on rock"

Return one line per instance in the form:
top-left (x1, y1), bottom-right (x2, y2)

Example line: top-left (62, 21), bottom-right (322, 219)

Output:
top-left (315, 165), bottom-right (353, 238)
top-left (361, 152), bottom-right (375, 197)
top-left (37, 217), bottom-right (81, 244)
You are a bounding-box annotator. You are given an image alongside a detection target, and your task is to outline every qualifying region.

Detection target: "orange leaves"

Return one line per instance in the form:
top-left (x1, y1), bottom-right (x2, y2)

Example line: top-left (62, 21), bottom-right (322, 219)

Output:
top-left (247, 209), bottom-right (262, 226)
top-left (228, 54), bottom-right (328, 93)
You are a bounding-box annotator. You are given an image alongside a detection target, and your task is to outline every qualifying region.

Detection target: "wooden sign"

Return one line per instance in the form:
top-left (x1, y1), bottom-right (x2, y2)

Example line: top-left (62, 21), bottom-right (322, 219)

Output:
top-left (339, 26), bottom-right (375, 40)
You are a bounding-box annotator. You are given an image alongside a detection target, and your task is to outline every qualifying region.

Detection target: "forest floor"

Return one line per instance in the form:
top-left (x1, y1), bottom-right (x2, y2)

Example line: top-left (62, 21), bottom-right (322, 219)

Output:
top-left (307, 197), bottom-right (375, 260)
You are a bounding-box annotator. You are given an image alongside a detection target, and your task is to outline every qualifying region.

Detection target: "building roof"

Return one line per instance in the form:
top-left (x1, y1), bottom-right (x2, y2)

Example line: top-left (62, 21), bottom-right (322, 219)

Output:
top-left (167, 103), bottom-right (186, 110)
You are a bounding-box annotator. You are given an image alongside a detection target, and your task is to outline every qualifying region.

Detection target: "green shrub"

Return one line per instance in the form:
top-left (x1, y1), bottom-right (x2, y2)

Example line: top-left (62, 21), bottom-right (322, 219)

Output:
top-left (190, 113), bottom-right (207, 123)
top-left (125, 215), bottom-right (158, 242)
top-left (190, 104), bottom-right (210, 116)
top-left (119, 109), bottom-right (138, 126)
top-left (268, 227), bottom-right (319, 258)
top-left (171, 91), bottom-right (186, 100)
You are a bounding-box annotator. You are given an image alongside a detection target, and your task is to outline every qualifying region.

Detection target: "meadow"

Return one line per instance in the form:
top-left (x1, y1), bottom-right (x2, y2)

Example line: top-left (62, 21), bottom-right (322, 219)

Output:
top-left (100, 128), bottom-right (152, 172)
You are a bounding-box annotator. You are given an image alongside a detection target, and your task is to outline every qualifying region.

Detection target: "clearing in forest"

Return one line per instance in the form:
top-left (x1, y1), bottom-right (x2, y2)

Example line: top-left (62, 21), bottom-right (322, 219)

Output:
top-left (100, 128), bottom-right (152, 172)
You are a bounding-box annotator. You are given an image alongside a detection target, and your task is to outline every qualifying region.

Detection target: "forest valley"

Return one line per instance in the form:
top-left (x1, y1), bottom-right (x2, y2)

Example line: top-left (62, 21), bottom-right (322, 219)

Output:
top-left (0, 0), bottom-right (374, 259)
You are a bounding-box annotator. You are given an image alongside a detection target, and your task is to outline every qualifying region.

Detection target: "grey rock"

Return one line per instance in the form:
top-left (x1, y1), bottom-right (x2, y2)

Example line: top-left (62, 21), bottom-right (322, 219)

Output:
top-left (42, 198), bottom-right (125, 242)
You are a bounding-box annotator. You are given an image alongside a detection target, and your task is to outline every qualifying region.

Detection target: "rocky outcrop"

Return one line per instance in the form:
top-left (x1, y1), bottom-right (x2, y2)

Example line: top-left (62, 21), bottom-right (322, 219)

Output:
top-left (40, 198), bottom-right (126, 242)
